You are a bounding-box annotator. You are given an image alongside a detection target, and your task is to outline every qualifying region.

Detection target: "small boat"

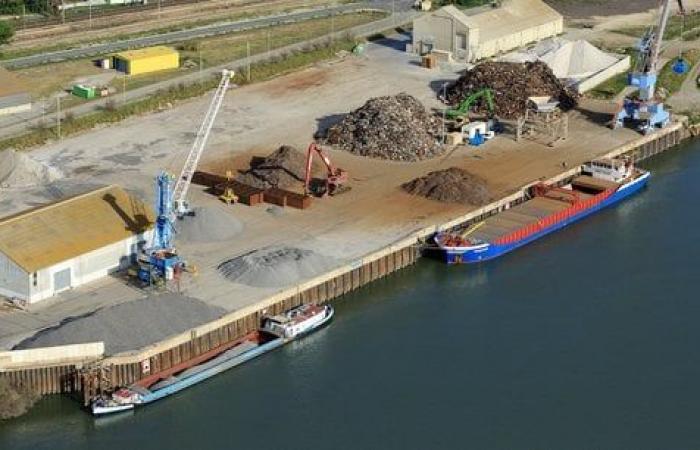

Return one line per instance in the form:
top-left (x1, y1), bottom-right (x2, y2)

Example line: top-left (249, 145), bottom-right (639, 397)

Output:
top-left (433, 157), bottom-right (650, 263)
top-left (91, 304), bottom-right (333, 416)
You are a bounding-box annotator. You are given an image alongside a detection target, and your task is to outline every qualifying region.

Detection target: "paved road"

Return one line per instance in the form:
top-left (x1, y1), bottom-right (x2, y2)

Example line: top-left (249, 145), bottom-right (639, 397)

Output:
top-left (0, 3), bottom-right (387, 69)
top-left (0, 10), bottom-right (419, 140)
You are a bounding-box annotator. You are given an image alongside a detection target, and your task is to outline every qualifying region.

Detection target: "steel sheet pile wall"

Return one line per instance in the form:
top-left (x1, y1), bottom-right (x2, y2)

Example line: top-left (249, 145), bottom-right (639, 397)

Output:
top-left (0, 365), bottom-right (78, 395)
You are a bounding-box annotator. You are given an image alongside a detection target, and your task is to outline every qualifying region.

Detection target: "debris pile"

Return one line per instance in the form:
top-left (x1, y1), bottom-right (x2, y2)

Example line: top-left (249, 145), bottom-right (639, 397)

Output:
top-left (402, 167), bottom-right (492, 206)
top-left (218, 246), bottom-right (339, 288)
top-left (324, 93), bottom-right (442, 161)
top-left (0, 149), bottom-right (63, 189)
top-left (446, 61), bottom-right (579, 118)
top-left (237, 145), bottom-right (323, 190)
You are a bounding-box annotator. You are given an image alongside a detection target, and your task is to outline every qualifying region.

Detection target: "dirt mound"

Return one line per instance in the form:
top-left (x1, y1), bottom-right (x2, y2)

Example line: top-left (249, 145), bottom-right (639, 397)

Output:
top-left (0, 149), bottom-right (63, 189)
top-left (402, 167), bottom-right (492, 206)
top-left (237, 145), bottom-right (324, 190)
top-left (324, 93), bottom-right (442, 161)
top-left (176, 207), bottom-right (243, 243)
top-left (446, 61), bottom-right (579, 119)
top-left (218, 246), bottom-right (339, 288)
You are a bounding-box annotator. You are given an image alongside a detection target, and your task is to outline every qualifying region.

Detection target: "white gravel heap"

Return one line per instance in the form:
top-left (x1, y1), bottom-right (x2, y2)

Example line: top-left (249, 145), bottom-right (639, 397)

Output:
top-left (0, 149), bottom-right (63, 189)
top-left (218, 246), bottom-right (339, 288)
top-left (14, 293), bottom-right (225, 355)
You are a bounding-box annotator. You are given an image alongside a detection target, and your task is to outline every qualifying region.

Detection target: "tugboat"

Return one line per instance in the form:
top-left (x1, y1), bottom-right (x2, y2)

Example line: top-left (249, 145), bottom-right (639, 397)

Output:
top-left (433, 157), bottom-right (650, 263)
top-left (92, 304), bottom-right (333, 416)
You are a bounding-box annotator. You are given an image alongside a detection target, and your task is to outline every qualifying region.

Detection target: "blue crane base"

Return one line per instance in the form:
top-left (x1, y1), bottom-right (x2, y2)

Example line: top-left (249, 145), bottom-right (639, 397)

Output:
top-left (614, 99), bottom-right (670, 134)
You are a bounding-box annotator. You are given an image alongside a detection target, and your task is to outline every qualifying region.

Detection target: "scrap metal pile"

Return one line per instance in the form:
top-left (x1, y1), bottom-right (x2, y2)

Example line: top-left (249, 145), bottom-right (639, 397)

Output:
top-left (402, 167), bottom-right (492, 206)
top-left (446, 61), bottom-right (579, 119)
top-left (324, 93), bottom-right (443, 161)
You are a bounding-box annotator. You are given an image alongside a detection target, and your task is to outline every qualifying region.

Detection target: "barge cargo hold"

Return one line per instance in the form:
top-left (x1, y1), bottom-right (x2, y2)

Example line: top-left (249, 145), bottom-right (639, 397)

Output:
top-left (434, 158), bottom-right (650, 264)
top-left (92, 304), bottom-right (334, 416)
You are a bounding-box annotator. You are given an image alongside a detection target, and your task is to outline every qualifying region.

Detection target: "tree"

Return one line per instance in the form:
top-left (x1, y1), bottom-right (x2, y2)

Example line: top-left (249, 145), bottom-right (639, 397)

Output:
top-left (0, 20), bottom-right (14, 46)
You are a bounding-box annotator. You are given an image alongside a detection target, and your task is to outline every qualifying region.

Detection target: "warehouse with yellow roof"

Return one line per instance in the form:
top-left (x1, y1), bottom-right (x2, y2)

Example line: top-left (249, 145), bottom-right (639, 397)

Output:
top-left (113, 46), bottom-right (180, 76)
top-left (0, 186), bottom-right (154, 304)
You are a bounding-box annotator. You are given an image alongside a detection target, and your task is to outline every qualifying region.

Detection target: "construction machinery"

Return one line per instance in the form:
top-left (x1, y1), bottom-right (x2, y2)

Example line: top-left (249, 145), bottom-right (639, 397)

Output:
top-left (218, 170), bottom-right (239, 205)
top-left (173, 69), bottom-right (235, 216)
top-left (304, 143), bottom-right (348, 197)
top-left (613, 0), bottom-right (688, 134)
top-left (446, 88), bottom-right (496, 120)
top-left (138, 70), bottom-right (234, 284)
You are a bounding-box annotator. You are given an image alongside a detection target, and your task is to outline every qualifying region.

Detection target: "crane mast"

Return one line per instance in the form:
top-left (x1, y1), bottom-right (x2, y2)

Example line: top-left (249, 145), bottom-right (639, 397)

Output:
top-left (173, 69), bottom-right (234, 216)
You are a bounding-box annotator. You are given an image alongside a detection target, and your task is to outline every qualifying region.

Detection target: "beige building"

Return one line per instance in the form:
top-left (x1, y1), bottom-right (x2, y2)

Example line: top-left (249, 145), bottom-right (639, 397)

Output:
top-left (412, 0), bottom-right (563, 62)
top-left (0, 186), bottom-right (154, 304)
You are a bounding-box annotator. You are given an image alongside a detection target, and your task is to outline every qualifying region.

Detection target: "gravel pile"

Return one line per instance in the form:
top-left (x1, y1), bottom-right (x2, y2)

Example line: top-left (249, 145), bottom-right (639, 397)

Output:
top-left (0, 149), bottom-right (63, 188)
top-left (446, 61), bottom-right (579, 119)
top-left (176, 207), bottom-right (243, 243)
top-left (402, 167), bottom-right (492, 206)
top-left (218, 246), bottom-right (338, 288)
top-left (237, 145), bottom-right (323, 190)
top-left (14, 294), bottom-right (225, 355)
top-left (324, 93), bottom-right (443, 161)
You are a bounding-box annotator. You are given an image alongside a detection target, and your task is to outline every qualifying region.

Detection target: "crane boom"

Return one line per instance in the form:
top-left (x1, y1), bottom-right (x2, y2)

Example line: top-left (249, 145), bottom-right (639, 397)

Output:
top-left (173, 69), bottom-right (234, 215)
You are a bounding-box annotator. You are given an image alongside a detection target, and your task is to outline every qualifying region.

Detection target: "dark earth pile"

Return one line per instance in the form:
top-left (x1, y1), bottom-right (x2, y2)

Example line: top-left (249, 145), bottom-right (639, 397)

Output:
top-left (402, 167), bottom-right (492, 206)
top-left (237, 145), bottom-right (323, 190)
top-left (446, 61), bottom-right (579, 119)
top-left (325, 93), bottom-right (442, 161)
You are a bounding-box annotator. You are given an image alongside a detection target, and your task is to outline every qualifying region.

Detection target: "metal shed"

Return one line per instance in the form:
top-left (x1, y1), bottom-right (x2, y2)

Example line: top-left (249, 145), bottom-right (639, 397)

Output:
top-left (113, 46), bottom-right (180, 76)
top-left (0, 186), bottom-right (155, 304)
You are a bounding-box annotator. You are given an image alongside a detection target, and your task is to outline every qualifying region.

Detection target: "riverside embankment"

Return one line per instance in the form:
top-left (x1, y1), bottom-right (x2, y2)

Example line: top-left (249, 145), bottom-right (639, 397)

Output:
top-left (0, 119), bottom-right (688, 406)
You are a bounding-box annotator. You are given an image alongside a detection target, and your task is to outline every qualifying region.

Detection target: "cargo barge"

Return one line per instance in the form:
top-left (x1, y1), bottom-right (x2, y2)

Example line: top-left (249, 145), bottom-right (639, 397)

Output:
top-left (91, 304), bottom-right (334, 415)
top-left (434, 158), bottom-right (650, 263)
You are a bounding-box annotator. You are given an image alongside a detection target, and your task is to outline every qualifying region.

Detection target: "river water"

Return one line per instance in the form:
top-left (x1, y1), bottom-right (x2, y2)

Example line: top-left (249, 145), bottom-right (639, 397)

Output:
top-left (2, 140), bottom-right (700, 449)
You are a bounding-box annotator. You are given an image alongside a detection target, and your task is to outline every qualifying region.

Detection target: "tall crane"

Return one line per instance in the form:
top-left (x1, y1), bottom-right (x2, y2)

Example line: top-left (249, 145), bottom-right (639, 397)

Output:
top-left (613, 0), bottom-right (688, 134)
top-left (172, 69), bottom-right (234, 216)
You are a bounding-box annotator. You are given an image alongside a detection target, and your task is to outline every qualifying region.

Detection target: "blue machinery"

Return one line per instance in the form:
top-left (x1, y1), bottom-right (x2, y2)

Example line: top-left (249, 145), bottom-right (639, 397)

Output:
top-left (614, 0), bottom-right (688, 134)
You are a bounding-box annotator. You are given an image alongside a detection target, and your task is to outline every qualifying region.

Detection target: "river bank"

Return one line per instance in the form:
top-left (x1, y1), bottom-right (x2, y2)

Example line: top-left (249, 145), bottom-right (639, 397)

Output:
top-left (1, 137), bottom-right (699, 449)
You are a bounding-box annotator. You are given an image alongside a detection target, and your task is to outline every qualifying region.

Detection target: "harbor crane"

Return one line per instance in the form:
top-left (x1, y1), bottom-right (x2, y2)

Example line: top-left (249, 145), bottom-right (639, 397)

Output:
top-left (613, 0), bottom-right (688, 134)
top-left (139, 70), bottom-right (234, 284)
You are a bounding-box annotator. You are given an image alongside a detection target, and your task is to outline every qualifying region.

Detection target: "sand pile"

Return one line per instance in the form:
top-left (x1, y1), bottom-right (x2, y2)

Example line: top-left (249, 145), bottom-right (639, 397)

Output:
top-left (446, 61), bottom-right (579, 118)
top-left (324, 93), bottom-right (442, 161)
top-left (237, 145), bottom-right (324, 190)
top-left (0, 149), bottom-right (63, 188)
top-left (402, 167), bottom-right (492, 206)
top-left (176, 207), bottom-right (243, 242)
top-left (14, 294), bottom-right (225, 355)
top-left (218, 246), bottom-right (339, 288)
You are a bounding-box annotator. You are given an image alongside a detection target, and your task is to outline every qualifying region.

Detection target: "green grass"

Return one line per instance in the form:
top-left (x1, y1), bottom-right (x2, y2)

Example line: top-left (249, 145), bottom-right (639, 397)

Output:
top-left (616, 11), bottom-right (700, 41)
top-left (0, 38), bottom-right (357, 151)
top-left (657, 48), bottom-right (700, 95)
top-left (587, 72), bottom-right (629, 100)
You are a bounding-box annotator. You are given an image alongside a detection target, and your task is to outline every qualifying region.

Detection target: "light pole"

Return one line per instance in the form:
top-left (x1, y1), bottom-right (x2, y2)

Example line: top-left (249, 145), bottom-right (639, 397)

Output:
top-left (56, 96), bottom-right (61, 140)
top-left (88, 0), bottom-right (92, 29)
top-left (442, 82), bottom-right (448, 144)
top-left (246, 40), bottom-right (251, 82)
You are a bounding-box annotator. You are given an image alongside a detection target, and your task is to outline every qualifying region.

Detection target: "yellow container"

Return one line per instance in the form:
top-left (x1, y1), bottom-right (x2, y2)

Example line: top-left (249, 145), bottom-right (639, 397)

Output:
top-left (113, 46), bottom-right (180, 76)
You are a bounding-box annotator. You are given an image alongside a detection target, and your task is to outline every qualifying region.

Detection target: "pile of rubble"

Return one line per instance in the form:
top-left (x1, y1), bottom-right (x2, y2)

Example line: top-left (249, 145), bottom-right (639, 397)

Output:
top-left (237, 145), bottom-right (323, 190)
top-left (445, 61), bottom-right (579, 119)
top-left (402, 167), bottom-right (492, 206)
top-left (324, 93), bottom-right (442, 161)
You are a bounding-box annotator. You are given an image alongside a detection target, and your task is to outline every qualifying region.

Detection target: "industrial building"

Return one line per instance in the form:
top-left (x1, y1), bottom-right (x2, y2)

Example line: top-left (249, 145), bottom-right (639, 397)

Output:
top-left (412, 0), bottom-right (563, 63)
top-left (0, 67), bottom-right (31, 116)
top-left (113, 46), bottom-right (180, 76)
top-left (0, 186), bottom-right (154, 304)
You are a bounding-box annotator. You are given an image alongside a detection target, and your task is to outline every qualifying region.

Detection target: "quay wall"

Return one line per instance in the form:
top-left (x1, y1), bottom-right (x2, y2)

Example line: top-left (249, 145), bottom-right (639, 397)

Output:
top-left (0, 122), bottom-right (689, 403)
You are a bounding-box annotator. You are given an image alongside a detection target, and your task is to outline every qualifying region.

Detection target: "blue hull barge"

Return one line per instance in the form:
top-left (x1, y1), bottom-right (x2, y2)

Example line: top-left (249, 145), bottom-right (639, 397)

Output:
top-left (92, 304), bottom-right (334, 415)
top-left (433, 158), bottom-right (650, 264)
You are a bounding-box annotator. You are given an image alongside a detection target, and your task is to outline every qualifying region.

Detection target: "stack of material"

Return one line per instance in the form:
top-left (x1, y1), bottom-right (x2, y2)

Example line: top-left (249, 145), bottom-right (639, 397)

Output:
top-left (0, 149), bottom-right (63, 188)
top-left (237, 145), bottom-right (323, 190)
top-left (402, 167), bottom-right (492, 206)
top-left (446, 61), bottom-right (579, 118)
top-left (539, 40), bottom-right (620, 81)
top-left (324, 93), bottom-right (442, 161)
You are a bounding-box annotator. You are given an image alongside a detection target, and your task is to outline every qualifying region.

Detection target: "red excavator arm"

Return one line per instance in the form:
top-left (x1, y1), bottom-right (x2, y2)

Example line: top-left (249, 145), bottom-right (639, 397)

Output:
top-left (304, 143), bottom-right (348, 196)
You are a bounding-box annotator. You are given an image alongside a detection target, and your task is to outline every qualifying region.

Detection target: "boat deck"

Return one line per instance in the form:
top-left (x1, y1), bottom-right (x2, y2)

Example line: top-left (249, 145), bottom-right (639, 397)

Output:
top-left (468, 176), bottom-right (618, 243)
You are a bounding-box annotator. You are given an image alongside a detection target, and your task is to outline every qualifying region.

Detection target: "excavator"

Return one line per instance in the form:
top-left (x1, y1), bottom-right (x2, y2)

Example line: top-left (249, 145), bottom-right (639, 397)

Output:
top-left (446, 88), bottom-right (496, 120)
top-left (304, 143), bottom-right (348, 197)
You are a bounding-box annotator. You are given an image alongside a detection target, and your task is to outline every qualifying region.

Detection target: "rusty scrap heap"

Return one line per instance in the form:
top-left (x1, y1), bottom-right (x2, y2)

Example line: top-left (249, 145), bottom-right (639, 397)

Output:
top-left (325, 93), bottom-right (443, 161)
top-left (237, 145), bottom-right (323, 190)
top-left (446, 61), bottom-right (579, 119)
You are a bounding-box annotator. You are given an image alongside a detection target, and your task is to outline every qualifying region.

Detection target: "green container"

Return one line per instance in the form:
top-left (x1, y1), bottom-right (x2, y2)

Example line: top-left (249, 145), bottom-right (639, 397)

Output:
top-left (72, 84), bottom-right (96, 99)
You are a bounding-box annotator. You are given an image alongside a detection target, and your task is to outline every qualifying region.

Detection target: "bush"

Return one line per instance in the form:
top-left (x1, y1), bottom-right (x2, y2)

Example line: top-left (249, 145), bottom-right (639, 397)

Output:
top-left (0, 20), bottom-right (15, 46)
top-left (0, 378), bottom-right (40, 420)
